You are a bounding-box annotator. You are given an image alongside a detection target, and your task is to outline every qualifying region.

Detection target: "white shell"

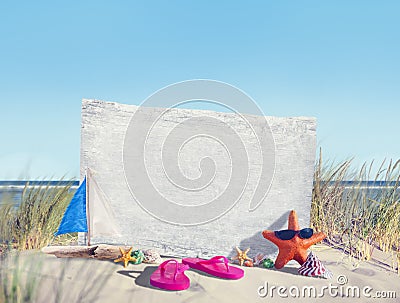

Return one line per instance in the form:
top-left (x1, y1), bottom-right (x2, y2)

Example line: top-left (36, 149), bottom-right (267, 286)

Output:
top-left (143, 249), bottom-right (162, 264)
top-left (253, 252), bottom-right (266, 265)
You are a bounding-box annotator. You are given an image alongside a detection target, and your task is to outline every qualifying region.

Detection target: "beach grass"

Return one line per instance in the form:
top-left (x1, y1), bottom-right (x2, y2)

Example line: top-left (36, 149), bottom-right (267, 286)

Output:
top-left (311, 149), bottom-right (400, 273)
top-left (0, 181), bottom-right (78, 302)
top-left (0, 250), bottom-right (113, 303)
top-left (0, 251), bottom-right (42, 303)
top-left (0, 181), bottom-right (77, 252)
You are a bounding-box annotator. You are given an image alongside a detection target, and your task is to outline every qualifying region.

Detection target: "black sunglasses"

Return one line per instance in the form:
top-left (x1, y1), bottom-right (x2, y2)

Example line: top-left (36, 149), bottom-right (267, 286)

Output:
top-left (274, 228), bottom-right (314, 240)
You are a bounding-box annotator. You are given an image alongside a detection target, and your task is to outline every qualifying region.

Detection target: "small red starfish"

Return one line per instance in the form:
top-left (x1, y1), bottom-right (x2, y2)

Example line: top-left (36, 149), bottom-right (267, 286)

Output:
top-left (262, 210), bottom-right (326, 269)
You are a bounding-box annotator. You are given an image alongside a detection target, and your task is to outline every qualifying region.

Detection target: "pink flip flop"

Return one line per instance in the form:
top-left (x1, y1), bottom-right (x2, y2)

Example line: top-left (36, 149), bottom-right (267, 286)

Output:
top-left (150, 259), bottom-right (190, 291)
top-left (182, 256), bottom-right (244, 280)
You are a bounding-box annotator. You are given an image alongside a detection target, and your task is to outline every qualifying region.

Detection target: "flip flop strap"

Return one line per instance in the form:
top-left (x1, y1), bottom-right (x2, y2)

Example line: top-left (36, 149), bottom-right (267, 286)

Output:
top-left (198, 256), bottom-right (230, 272)
top-left (160, 259), bottom-right (189, 280)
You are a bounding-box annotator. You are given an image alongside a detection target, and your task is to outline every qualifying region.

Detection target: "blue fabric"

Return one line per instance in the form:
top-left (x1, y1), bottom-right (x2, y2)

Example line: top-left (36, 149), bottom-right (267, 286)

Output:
top-left (55, 177), bottom-right (88, 235)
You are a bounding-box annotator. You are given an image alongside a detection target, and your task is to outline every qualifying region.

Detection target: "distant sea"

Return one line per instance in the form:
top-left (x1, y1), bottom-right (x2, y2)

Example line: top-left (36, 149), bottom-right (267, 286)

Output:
top-left (0, 181), bottom-right (79, 205)
top-left (0, 180), bottom-right (398, 206)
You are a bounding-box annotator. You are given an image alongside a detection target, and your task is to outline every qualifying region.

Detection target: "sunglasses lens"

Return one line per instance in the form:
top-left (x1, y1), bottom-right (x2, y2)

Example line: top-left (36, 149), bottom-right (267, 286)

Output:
top-left (299, 228), bottom-right (313, 239)
top-left (275, 230), bottom-right (296, 240)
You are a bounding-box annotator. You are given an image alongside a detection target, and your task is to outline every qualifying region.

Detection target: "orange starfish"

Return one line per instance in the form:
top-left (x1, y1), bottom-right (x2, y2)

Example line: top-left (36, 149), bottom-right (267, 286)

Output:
top-left (114, 247), bottom-right (135, 268)
top-left (262, 210), bottom-right (326, 269)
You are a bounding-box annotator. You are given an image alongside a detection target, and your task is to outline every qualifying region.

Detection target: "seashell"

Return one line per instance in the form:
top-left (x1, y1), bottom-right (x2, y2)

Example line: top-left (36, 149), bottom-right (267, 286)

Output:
top-left (244, 260), bottom-right (254, 267)
top-left (262, 258), bottom-right (274, 268)
top-left (130, 250), bottom-right (144, 264)
top-left (298, 251), bottom-right (333, 279)
top-left (253, 253), bottom-right (266, 265)
top-left (143, 249), bottom-right (162, 264)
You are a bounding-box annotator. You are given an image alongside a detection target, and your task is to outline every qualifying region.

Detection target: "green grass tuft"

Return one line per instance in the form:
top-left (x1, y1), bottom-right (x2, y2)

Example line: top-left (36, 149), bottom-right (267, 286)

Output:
top-left (0, 181), bottom-right (77, 252)
top-left (311, 148), bottom-right (400, 272)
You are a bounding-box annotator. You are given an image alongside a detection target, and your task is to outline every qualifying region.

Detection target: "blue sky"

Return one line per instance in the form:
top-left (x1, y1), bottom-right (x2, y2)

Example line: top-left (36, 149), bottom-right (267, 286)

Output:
top-left (0, 1), bottom-right (399, 180)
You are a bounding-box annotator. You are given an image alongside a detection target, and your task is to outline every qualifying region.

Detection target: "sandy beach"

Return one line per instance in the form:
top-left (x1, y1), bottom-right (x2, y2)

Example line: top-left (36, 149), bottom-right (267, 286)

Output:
top-left (1, 244), bottom-right (398, 303)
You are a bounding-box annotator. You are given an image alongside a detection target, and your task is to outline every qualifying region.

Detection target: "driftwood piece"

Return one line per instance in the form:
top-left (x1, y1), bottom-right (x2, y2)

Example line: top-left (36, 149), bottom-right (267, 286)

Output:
top-left (41, 245), bottom-right (132, 260)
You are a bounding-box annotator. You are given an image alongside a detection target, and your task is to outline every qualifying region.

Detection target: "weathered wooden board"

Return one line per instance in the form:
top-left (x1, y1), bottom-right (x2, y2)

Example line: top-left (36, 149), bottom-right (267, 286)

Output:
top-left (79, 99), bottom-right (316, 259)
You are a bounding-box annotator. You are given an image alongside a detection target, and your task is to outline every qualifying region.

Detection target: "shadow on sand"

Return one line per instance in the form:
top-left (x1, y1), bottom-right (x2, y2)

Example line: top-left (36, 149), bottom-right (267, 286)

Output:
top-left (117, 266), bottom-right (169, 291)
top-left (227, 210), bottom-right (291, 258)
